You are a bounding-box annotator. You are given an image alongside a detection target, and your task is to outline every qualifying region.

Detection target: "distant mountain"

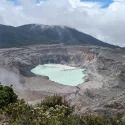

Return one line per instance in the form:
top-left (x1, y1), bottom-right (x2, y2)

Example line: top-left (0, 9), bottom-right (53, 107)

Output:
top-left (0, 24), bottom-right (119, 48)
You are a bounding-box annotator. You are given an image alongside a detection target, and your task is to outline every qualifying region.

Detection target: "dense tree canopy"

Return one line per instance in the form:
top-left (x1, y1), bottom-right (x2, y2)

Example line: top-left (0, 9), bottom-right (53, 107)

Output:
top-left (0, 85), bottom-right (17, 108)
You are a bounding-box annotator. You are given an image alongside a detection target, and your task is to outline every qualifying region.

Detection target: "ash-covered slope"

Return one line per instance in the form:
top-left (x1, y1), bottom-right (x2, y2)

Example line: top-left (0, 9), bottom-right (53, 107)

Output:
top-left (0, 24), bottom-right (119, 48)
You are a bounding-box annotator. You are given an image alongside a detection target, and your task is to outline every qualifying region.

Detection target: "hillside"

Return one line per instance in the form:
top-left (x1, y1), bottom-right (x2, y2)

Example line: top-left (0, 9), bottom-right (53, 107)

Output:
top-left (0, 24), bottom-right (118, 48)
top-left (0, 85), bottom-right (124, 125)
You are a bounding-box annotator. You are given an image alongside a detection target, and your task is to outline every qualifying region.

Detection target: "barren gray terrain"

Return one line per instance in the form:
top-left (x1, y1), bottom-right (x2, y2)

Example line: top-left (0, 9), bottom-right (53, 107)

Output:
top-left (0, 44), bottom-right (125, 117)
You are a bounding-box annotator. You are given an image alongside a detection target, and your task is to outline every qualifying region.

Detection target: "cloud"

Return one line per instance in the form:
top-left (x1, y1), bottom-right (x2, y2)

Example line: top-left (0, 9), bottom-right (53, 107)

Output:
top-left (0, 0), bottom-right (125, 47)
top-left (0, 56), bottom-right (22, 90)
top-left (0, 67), bottom-right (23, 90)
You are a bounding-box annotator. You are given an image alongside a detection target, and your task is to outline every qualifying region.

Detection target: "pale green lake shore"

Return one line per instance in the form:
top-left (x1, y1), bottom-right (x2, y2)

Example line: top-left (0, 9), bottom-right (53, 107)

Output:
top-left (31, 64), bottom-right (85, 86)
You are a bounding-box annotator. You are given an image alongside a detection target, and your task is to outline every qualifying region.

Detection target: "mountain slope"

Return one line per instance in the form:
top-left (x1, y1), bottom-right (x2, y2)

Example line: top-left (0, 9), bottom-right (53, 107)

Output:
top-left (0, 24), bottom-right (119, 48)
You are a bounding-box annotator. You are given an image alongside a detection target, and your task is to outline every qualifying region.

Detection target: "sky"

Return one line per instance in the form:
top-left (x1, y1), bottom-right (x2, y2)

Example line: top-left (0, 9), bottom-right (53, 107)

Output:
top-left (0, 0), bottom-right (125, 47)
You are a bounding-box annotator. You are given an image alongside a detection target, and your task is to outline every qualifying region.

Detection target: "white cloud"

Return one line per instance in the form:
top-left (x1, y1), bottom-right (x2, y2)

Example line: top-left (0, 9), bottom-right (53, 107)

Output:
top-left (0, 0), bottom-right (125, 47)
top-left (69, 0), bottom-right (102, 8)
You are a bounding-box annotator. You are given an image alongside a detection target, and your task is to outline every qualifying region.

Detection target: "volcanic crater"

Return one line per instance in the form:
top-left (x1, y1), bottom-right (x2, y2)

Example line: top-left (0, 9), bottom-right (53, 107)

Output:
top-left (0, 44), bottom-right (125, 116)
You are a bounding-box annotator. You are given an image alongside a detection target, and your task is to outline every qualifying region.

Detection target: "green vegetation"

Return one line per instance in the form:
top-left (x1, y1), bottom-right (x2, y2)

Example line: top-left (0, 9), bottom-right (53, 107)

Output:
top-left (0, 85), bottom-right (125, 125)
top-left (0, 85), bottom-right (17, 108)
top-left (0, 24), bottom-right (119, 48)
top-left (37, 95), bottom-right (74, 114)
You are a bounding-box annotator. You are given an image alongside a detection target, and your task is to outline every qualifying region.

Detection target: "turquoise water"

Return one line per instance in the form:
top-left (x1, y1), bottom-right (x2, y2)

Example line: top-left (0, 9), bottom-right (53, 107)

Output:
top-left (31, 64), bottom-right (85, 86)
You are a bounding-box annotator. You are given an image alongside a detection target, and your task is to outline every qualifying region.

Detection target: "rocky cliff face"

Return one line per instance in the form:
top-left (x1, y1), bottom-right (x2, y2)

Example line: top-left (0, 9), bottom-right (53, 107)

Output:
top-left (0, 45), bottom-right (125, 117)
